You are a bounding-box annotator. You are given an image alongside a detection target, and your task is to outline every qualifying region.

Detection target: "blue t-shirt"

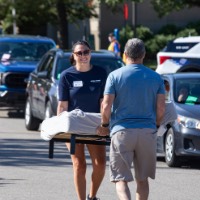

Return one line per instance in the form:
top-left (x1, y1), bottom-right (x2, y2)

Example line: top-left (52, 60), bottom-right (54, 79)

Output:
top-left (58, 66), bottom-right (107, 113)
top-left (104, 64), bottom-right (165, 135)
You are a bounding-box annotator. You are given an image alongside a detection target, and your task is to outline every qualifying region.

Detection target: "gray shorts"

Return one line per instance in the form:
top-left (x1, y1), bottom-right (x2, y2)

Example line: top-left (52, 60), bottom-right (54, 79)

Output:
top-left (109, 128), bottom-right (157, 182)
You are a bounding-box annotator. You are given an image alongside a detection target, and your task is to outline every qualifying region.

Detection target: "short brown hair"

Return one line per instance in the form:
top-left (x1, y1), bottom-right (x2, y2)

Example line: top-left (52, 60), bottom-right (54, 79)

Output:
top-left (124, 38), bottom-right (146, 60)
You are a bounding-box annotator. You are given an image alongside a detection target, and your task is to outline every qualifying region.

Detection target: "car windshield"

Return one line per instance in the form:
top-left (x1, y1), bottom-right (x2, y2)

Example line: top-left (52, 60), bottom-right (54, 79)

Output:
top-left (175, 78), bottom-right (200, 105)
top-left (56, 57), bottom-right (71, 80)
top-left (163, 41), bottom-right (198, 53)
top-left (0, 41), bottom-right (55, 61)
top-left (55, 56), bottom-right (124, 80)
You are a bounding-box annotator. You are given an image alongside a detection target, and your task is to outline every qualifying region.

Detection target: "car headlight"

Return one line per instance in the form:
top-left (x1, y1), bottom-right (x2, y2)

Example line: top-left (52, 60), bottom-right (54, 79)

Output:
top-left (177, 115), bottom-right (200, 129)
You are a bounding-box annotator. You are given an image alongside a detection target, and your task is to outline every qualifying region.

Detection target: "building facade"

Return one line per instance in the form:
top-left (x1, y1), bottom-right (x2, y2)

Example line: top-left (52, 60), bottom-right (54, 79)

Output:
top-left (89, 0), bottom-right (200, 50)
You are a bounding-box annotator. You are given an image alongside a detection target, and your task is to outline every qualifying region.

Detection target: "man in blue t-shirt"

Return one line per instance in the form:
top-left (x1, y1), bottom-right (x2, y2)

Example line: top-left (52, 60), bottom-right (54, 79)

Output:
top-left (97, 38), bottom-right (165, 200)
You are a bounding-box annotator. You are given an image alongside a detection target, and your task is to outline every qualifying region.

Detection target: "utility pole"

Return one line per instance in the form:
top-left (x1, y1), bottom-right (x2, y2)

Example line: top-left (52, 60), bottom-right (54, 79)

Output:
top-left (132, 2), bottom-right (137, 38)
top-left (83, 19), bottom-right (87, 40)
top-left (12, 0), bottom-right (17, 34)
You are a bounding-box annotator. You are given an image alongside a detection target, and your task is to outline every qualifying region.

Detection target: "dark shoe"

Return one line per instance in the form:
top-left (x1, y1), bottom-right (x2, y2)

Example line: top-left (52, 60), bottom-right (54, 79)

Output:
top-left (86, 194), bottom-right (100, 200)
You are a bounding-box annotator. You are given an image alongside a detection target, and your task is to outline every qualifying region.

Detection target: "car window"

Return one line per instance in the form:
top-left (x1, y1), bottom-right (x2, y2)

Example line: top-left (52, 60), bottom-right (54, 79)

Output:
top-left (46, 57), bottom-right (54, 78)
top-left (163, 41), bottom-right (198, 53)
top-left (90, 57), bottom-right (124, 74)
top-left (164, 80), bottom-right (170, 101)
top-left (38, 54), bottom-right (55, 78)
top-left (55, 57), bottom-right (71, 80)
top-left (175, 79), bottom-right (200, 104)
top-left (0, 41), bottom-right (55, 61)
top-left (55, 56), bottom-right (124, 80)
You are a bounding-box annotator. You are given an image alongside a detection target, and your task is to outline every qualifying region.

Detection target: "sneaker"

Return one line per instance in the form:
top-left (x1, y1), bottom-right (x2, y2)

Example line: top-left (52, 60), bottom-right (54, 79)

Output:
top-left (86, 194), bottom-right (100, 200)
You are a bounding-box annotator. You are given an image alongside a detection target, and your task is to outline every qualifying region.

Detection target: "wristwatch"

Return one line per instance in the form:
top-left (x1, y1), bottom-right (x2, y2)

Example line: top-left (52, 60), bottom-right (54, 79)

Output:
top-left (101, 123), bottom-right (110, 128)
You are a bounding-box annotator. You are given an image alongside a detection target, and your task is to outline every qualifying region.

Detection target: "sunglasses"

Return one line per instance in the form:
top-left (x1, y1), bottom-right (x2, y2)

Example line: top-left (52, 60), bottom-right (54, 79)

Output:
top-left (73, 50), bottom-right (90, 57)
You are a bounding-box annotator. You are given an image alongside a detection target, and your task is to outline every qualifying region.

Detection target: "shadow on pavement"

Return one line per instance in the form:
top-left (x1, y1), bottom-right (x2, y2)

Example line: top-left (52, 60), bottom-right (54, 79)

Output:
top-left (0, 108), bottom-right (25, 119)
top-left (156, 155), bottom-right (200, 169)
top-left (0, 138), bottom-right (110, 167)
top-left (7, 110), bottom-right (25, 119)
top-left (0, 138), bottom-right (72, 167)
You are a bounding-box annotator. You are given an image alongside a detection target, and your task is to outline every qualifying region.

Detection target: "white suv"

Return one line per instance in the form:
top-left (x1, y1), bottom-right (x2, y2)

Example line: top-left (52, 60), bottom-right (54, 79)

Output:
top-left (156, 36), bottom-right (200, 74)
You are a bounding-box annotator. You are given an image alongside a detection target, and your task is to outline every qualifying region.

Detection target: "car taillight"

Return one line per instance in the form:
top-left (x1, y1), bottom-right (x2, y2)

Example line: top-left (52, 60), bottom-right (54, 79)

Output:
top-left (159, 56), bottom-right (171, 65)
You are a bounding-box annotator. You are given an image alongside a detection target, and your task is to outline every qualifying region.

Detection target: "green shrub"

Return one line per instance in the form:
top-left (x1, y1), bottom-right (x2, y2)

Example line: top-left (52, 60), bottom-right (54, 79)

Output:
top-left (118, 20), bottom-right (200, 60)
top-left (157, 24), bottom-right (180, 35)
top-left (186, 20), bottom-right (200, 35)
top-left (136, 25), bottom-right (153, 41)
top-left (145, 34), bottom-right (175, 59)
top-left (119, 24), bottom-right (134, 52)
top-left (119, 24), bottom-right (153, 52)
top-left (176, 28), bottom-right (198, 37)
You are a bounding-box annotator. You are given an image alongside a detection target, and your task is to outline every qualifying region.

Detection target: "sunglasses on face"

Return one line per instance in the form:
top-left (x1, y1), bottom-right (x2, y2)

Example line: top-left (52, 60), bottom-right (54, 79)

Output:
top-left (73, 50), bottom-right (90, 57)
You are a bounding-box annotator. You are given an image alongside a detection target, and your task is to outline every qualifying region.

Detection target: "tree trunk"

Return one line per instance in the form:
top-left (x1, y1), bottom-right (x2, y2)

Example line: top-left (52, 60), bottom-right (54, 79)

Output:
top-left (56, 0), bottom-right (68, 49)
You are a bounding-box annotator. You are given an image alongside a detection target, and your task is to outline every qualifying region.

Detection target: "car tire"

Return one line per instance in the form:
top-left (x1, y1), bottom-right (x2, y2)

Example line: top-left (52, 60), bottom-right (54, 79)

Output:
top-left (25, 98), bottom-right (40, 131)
top-left (164, 128), bottom-right (181, 167)
top-left (45, 101), bottom-right (53, 119)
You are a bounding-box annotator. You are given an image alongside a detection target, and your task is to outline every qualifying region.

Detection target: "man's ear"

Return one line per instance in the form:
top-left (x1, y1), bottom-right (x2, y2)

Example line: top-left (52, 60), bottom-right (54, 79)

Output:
top-left (124, 52), bottom-right (128, 58)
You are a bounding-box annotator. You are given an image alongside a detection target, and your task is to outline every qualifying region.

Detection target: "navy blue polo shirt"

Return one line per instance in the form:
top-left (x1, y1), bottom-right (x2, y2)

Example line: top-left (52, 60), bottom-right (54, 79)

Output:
top-left (58, 66), bottom-right (107, 113)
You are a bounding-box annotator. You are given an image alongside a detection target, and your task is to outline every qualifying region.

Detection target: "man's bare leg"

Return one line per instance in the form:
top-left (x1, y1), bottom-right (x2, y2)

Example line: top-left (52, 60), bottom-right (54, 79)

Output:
top-left (136, 179), bottom-right (149, 200)
top-left (115, 181), bottom-right (131, 200)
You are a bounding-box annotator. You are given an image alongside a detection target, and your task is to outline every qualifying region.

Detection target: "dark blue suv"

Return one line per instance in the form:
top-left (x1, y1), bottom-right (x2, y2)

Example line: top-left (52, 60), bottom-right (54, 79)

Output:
top-left (0, 35), bottom-right (56, 109)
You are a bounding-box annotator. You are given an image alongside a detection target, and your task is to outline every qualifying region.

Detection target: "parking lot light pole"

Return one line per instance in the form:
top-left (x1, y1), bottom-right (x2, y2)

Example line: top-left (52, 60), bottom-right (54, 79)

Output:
top-left (12, 0), bottom-right (17, 35)
top-left (132, 2), bottom-right (137, 38)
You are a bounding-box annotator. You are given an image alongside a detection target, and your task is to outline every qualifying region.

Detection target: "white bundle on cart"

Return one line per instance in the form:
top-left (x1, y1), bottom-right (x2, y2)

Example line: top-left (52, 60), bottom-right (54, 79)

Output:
top-left (41, 109), bottom-right (101, 141)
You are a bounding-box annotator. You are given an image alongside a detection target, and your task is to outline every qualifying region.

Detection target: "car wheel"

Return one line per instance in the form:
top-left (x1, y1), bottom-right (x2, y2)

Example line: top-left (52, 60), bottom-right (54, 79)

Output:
top-left (25, 98), bottom-right (40, 131)
top-left (164, 128), bottom-right (181, 167)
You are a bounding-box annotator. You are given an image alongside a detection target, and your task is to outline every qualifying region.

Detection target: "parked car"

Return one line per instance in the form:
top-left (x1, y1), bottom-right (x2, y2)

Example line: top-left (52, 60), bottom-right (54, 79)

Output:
top-left (157, 73), bottom-right (200, 167)
top-left (0, 35), bottom-right (56, 109)
top-left (156, 36), bottom-right (200, 74)
top-left (25, 48), bottom-right (125, 130)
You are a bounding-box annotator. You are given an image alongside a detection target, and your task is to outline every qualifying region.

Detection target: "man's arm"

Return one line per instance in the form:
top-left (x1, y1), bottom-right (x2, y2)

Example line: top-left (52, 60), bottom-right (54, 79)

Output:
top-left (156, 94), bottom-right (165, 126)
top-left (57, 101), bottom-right (68, 115)
top-left (96, 94), bottom-right (115, 136)
top-left (101, 94), bottom-right (115, 124)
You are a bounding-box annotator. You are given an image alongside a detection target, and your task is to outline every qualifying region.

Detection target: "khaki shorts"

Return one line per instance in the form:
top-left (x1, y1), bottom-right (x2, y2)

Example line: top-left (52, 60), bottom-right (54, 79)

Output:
top-left (109, 128), bottom-right (157, 182)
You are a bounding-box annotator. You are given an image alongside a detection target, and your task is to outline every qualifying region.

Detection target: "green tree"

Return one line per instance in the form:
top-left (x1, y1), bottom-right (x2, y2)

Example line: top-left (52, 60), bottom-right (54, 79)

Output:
top-left (0, 0), bottom-right (57, 34)
top-left (55, 0), bottom-right (97, 48)
top-left (100, 0), bottom-right (200, 13)
top-left (0, 0), bottom-right (97, 48)
top-left (151, 0), bottom-right (200, 17)
top-left (0, 0), bottom-right (199, 49)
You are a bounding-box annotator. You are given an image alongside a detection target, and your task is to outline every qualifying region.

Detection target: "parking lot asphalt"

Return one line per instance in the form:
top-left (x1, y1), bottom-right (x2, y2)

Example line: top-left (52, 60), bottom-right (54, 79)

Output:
top-left (1, 109), bottom-right (200, 200)
top-left (0, 125), bottom-right (118, 200)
